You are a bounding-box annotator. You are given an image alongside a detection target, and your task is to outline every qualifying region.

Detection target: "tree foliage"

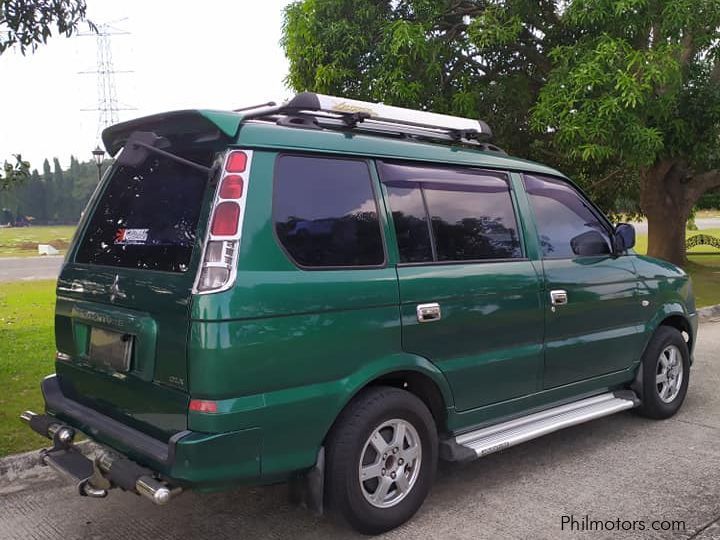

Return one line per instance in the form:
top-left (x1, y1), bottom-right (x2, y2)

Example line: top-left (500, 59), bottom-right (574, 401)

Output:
top-left (0, 155), bottom-right (102, 224)
top-left (283, 0), bottom-right (720, 264)
top-left (0, 0), bottom-right (92, 54)
top-left (1, 155), bottom-right (29, 191)
top-left (0, 0), bottom-right (92, 192)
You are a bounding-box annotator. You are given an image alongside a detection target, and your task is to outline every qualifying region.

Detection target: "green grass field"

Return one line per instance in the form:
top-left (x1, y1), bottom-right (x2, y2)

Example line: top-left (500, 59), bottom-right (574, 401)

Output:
top-left (0, 280), bottom-right (57, 456)
top-left (0, 225), bottom-right (76, 257)
top-left (0, 226), bottom-right (718, 457)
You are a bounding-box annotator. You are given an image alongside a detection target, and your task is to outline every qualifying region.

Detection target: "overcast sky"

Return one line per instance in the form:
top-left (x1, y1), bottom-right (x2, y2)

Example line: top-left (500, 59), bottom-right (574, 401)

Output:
top-left (0, 1), bottom-right (293, 170)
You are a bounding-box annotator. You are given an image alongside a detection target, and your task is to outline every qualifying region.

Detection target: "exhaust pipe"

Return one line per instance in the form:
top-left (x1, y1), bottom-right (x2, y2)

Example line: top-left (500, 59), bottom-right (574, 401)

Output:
top-left (97, 453), bottom-right (179, 505)
top-left (21, 411), bottom-right (180, 505)
top-left (135, 475), bottom-right (173, 505)
top-left (21, 410), bottom-right (75, 445)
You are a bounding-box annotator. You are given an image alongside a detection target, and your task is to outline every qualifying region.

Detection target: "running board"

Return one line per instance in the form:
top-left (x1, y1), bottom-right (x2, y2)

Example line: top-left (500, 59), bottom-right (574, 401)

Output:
top-left (445, 391), bottom-right (638, 461)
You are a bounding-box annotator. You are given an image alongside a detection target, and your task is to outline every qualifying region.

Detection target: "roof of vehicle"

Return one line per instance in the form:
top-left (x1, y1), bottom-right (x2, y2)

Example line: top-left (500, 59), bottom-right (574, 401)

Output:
top-left (235, 119), bottom-right (565, 178)
top-left (102, 106), bottom-right (565, 179)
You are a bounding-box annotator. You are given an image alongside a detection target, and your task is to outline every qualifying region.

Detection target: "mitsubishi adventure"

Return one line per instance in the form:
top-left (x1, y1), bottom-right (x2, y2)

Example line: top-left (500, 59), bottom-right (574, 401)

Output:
top-left (21, 93), bottom-right (697, 534)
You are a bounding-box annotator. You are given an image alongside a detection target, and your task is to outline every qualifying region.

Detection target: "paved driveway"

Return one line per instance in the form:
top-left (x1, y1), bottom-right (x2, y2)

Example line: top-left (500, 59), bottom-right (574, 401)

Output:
top-left (0, 257), bottom-right (63, 282)
top-left (2, 322), bottom-right (720, 540)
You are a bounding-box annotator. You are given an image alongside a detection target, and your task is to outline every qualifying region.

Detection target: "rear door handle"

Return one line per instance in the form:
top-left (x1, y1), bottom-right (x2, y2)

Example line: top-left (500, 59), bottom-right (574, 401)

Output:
top-left (550, 290), bottom-right (568, 306)
top-left (417, 302), bottom-right (441, 323)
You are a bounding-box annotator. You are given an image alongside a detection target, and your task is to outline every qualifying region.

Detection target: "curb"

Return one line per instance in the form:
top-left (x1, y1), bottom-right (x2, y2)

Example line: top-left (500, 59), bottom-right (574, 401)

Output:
top-left (698, 304), bottom-right (720, 323)
top-left (0, 441), bottom-right (95, 485)
top-left (0, 447), bottom-right (46, 483)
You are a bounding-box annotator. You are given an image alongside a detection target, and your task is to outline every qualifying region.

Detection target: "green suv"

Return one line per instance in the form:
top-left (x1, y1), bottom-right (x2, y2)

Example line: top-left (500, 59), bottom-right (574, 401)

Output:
top-left (22, 93), bottom-right (697, 534)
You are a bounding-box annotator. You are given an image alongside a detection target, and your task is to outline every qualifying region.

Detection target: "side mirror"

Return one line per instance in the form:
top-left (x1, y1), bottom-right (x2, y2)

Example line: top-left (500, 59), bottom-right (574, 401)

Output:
top-left (614, 223), bottom-right (636, 253)
top-left (116, 131), bottom-right (170, 168)
top-left (570, 230), bottom-right (612, 256)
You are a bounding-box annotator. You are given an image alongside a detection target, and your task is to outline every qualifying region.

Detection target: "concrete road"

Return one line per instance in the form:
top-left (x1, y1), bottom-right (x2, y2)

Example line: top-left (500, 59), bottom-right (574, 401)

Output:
top-left (2, 323), bottom-right (720, 540)
top-left (0, 257), bottom-right (63, 282)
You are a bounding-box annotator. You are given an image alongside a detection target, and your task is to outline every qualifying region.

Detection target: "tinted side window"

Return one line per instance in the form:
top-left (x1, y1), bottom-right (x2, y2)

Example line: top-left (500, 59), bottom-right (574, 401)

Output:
top-left (386, 185), bottom-right (433, 263)
top-left (425, 184), bottom-right (522, 261)
top-left (381, 162), bottom-right (523, 262)
top-left (524, 174), bottom-right (612, 258)
top-left (274, 155), bottom-right (384, 267)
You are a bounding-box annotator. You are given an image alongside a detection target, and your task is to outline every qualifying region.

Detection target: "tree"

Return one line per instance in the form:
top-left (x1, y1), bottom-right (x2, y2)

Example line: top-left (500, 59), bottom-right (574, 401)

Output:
top-left (0, 0), bottom-right (92, 54)
top-left (0, 155), bottom-right (102, 224)
top-left (1, 154), bottom-right (29, 191)
top-left (0, 0), bottom-right (92, 191)
top-left (282, 0), bottom-right (720, 265)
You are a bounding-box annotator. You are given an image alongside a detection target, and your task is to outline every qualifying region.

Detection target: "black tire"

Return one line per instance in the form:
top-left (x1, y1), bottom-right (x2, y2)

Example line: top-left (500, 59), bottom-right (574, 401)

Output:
top-left (325, 386), bottom-right (438, 535)
top-left (636, 326), bottom-right (690, 419)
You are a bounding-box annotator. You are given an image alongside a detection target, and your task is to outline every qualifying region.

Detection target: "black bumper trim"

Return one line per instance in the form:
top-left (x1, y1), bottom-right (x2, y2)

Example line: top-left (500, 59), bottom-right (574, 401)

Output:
top-left (42, 375), bottom-right (189, 467)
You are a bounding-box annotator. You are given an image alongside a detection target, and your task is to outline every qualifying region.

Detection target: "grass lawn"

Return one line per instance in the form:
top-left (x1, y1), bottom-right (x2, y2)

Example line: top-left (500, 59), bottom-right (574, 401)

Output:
top-left (0, 225), bottom-right (76, 257)
top-left (0, 280), bottom-right (56, 456)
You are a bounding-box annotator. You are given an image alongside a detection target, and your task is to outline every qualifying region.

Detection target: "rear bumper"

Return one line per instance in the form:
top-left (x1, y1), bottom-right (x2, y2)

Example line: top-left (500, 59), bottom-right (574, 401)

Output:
top-left (38, 375), bottom-right (261, 488)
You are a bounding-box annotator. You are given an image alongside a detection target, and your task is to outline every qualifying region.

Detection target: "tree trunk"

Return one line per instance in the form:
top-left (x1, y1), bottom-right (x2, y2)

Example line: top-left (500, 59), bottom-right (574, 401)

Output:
top-left (640, 160), bottom-right (692, 267)
top-left (640, 161), bottom-right (720, 267)
top-left (644, 204), bottom-right (690, 266)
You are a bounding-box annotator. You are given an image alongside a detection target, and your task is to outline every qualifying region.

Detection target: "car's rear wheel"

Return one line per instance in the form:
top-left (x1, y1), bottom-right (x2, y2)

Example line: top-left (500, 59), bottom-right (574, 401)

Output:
top-left (636, 326), bottom-right (690, 419)
top-left (325, 386), bottom-right (437, 535)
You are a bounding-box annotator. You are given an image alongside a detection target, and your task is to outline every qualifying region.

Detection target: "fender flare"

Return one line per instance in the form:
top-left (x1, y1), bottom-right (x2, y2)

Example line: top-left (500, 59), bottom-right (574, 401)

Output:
top-left (335, 351), bottom-right (455, 419)
top-left (632, 303), bottom-right (693, 395)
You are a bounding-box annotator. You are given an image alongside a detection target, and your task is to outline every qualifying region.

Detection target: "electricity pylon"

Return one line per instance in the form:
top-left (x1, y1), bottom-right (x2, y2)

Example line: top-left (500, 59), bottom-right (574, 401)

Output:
top-left (79, 20), bottom-right (135, 138)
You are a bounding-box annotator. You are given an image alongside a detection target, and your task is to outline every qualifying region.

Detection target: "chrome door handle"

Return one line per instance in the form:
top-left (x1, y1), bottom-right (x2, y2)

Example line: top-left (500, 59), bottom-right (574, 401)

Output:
top-left (417, 303), bottom-right (441, 323)
top-left (550, 290), bottom-right (568, 306)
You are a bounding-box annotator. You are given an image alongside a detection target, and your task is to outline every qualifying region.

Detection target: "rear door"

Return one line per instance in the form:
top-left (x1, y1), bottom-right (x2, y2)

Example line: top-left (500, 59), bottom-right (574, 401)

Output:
top-left (379, 161), bottom-right (545, 411)
top-left (54, 144), bottom-right (215, 440)
top-left (522, 174), bottom-right (643, 389)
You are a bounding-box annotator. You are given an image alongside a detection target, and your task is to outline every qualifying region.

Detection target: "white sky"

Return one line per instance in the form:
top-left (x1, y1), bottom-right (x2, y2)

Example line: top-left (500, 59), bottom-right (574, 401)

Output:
top-left (0, 0), bottom-right (293, 170)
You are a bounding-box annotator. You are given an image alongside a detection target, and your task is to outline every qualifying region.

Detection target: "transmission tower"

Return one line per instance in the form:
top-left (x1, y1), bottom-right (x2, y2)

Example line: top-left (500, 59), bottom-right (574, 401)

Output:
top-left (79, 21), bottom-right (135, 137)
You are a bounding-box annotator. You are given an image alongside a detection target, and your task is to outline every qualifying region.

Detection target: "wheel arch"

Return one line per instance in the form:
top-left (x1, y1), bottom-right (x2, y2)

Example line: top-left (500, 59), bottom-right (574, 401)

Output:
top-left (323, 354), bottom-right (454, 445)
top-left (658, 314), bottom-right (693, 351)
top-left (644, 304), bottom-right (694, 356)
top-left (633, 307), bottom-right (694, 395)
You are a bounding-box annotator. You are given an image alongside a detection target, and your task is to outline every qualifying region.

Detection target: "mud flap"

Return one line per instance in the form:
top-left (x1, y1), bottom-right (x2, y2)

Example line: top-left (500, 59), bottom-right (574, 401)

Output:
top-left (288, 447), bottom-right (325, 516)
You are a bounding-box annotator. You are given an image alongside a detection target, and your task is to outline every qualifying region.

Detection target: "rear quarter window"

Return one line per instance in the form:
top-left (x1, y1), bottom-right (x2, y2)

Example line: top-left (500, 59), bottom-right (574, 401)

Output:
top-left (273, 155), bottom-right (385, 268)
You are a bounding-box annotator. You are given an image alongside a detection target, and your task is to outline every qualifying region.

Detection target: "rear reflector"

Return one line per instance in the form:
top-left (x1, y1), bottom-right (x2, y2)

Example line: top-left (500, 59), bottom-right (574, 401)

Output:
top-left (219, 175), bottom-right (244, 199)
top-left (198, 266), bottom-right (230, 290)
top-left (210, 202), bottom-right (240, 236)
top-left (225, 151), bottom-right (247, 173)
top-left (189, 399), bottom-right (218, 413)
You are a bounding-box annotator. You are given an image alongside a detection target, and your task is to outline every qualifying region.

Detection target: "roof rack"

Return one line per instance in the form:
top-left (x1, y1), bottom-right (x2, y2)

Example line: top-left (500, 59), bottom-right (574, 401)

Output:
top-left (238, 92), bottom-right (503, 152)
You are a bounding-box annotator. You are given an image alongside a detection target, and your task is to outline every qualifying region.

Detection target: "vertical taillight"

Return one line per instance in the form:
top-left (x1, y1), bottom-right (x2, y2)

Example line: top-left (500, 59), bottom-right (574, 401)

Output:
top-left (194, 150), bottom-right (253, 294)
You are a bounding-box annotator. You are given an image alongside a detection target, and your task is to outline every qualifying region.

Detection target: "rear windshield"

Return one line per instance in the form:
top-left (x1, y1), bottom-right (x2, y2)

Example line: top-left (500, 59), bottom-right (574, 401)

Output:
top-left (76, 152), bottom-right (209, 272)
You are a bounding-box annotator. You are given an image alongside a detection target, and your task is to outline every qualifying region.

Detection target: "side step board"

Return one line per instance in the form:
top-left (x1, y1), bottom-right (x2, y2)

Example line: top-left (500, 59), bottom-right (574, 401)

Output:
top-left (447, 391), bottom-right (639, 461)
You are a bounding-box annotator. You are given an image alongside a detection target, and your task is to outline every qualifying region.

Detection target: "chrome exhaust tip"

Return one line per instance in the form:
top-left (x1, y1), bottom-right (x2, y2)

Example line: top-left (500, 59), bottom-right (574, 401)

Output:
top-left (20, 410), bottom-right (36, 424)
top-left (135, 475), bottom-right (176, 505)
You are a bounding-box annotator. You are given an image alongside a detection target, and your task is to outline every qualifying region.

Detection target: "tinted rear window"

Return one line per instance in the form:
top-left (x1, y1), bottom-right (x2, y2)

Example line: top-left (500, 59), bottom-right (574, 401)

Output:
top-left (76, 153), bottom-right (209, 272)
top-left (273, 155), bottom-right (385, 267)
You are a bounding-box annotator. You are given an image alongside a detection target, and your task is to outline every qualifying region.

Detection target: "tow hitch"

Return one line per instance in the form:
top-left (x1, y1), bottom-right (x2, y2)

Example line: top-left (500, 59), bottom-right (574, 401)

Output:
top-left (20, 411), bottom-right (181, 505)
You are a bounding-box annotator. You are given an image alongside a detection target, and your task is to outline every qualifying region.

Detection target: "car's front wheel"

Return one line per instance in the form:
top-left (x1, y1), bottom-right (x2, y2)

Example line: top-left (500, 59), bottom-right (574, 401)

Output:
top-left (636, 326), bottom-right (690, 419)
top-left (325, 386), bottom-right (438, 535)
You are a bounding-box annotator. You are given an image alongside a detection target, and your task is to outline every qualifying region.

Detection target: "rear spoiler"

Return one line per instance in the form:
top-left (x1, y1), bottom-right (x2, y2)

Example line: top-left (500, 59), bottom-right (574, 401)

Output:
top-left (102, 110), bottom-right (242, 157)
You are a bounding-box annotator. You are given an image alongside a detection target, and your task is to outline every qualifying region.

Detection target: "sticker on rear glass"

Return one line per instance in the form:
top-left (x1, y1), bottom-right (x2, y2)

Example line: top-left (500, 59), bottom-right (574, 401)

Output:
top-left (114, 228), bottom-right (149, 245)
